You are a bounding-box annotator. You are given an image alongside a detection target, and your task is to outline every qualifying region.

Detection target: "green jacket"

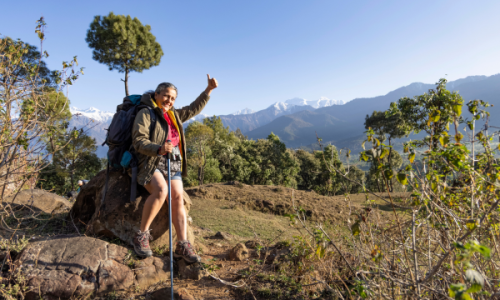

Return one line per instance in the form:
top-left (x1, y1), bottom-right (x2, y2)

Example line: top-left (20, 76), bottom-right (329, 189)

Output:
top-left (132, 91), bottom-right (210, 185)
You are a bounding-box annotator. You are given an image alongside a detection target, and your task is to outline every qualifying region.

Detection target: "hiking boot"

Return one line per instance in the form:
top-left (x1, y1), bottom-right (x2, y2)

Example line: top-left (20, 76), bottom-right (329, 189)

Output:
top-left (133, 229), bottom-right (153, 258)
top-left (174, 240), bottom-right (201, 263)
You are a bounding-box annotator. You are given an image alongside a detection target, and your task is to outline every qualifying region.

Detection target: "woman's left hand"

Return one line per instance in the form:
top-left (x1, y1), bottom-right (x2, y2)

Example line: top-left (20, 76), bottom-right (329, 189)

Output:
top-left (205, 74), bottom-right (218, 95)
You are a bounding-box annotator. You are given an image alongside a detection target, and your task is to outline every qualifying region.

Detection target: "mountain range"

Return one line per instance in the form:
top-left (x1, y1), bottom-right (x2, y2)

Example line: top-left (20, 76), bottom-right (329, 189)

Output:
top-left (246, 74), bottom-right (500, 152)
top-left (69, 75), bottom-right (500, 158)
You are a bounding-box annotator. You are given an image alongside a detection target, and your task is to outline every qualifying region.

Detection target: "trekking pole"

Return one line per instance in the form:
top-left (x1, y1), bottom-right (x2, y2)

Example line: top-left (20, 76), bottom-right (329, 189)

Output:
top-left (166, 140), bottom-right (174, 299)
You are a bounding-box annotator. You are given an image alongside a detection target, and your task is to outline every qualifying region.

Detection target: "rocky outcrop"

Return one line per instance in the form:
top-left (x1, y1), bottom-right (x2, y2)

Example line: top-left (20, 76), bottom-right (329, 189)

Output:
top-left (70, 170), bottom-right (194, 248)
top-left (3, 189), bottom-right (71, 214)
top-left (16, 235), bottom-right (171, 300)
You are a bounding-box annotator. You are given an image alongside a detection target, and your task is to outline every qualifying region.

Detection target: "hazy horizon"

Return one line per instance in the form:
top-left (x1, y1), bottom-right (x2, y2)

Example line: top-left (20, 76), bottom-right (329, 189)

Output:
top-left (1, 0), bottom-right (499, 115)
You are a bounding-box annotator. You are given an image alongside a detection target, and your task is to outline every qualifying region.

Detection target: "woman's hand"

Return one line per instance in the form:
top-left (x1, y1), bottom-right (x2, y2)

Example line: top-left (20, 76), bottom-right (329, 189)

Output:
top-left (205, 74), bottom-right (218, 96)
top-left (158, 140), bottom-right (173, 156)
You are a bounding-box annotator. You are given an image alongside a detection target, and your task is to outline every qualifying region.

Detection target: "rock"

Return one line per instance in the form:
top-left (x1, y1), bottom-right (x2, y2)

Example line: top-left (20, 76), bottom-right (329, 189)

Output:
top-left (176, 260), bottom-right (207, 280)
top-left (134, 256), bottom-right (171, 288)
top-left (177, 288), bottom-right (195, 300)
top-left (229, 243), bottom-right (250, 261)
top-left (70, 170), bottom-right (194, 249)
top-left (16, 235), bottom-right (171, 299)
top-left (213, 231), bottom-right (232, 240)
top-left (150, 287), bottom-right (195, 300)
top-left (3, 189), bottom-right (71, 214)
top-left (245, 240), bottom-right (262, 249)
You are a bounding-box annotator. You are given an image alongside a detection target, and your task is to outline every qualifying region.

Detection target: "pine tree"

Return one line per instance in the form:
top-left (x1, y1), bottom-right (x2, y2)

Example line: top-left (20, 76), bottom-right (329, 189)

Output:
top-left (86, 12), bottom-right (163, 95)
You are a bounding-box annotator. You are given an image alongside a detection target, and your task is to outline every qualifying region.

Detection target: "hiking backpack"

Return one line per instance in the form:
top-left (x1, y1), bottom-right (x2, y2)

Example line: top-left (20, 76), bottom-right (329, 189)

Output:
top-left (101, 94), bottom-right (156, 204)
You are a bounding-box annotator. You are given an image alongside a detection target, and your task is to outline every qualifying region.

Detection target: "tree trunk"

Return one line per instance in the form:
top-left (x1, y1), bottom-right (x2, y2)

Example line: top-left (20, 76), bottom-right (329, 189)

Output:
top-left (388, 137), bottom-right (394, 192)
top-left (124, 68), bottom-right (129, 96)
top-left (198, 166), bottom-right (205, 185)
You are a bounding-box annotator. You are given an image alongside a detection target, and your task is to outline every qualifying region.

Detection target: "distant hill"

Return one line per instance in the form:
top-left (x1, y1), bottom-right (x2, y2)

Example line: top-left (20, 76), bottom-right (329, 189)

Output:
top-left (185, 96), bottom-right (344, 132)
top-left (69, 74), bottom-right (500, 158)
top-left (246, 74), bottom-right (500, 151)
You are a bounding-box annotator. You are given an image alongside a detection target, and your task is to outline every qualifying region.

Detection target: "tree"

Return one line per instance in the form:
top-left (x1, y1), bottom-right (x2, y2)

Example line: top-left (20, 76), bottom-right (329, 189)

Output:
top-left (51, 128), bottom-right (99, 192)
top-left (203, 116), bottom-right (241, 181)
top-left (86, 12), bottom-right (163, 96)
top-left (0, 38), bottom-right (56, 90)
top-left (266, 133), bottom-right (300, 188)
top-left (389, 78), bottom-right (464, 150)
top-left (361, 148), bottom-right (405, 192)
top-left (185, 121), bottom-right (215, 185)
top-left (364, 110), bottom-right (406, 191)
top-left (295, 149), bottom-right (321, 190)
top-left (0, 17), bottom-right (83, 201)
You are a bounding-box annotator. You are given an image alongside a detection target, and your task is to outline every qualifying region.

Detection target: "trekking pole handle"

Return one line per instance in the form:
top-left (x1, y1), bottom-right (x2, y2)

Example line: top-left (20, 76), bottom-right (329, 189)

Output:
top-left (166, 140), bottom-right (173, 160)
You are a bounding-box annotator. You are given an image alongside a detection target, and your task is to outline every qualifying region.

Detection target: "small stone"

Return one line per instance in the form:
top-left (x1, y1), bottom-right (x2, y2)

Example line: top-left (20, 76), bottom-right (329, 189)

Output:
top-left (176, 288), bottom-right (195, 300)
top-left (176, 260), bottom-right (207, 280)
top-left (245, 240), bottom-right (261, 249)
top-left (214, 231), bottom-right (232, 240)
top-left (229, 243), bottom-right (250, 261)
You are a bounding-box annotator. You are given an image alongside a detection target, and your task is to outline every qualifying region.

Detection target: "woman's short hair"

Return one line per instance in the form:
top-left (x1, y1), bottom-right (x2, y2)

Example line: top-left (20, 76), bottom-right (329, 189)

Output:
top-left (155, 82), bottom-right (178, 95)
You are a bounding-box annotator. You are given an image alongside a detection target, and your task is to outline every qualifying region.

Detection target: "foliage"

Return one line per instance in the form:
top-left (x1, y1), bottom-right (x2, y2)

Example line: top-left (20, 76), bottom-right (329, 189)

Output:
top-left (0, 17), bottom-right (83, 201)
top-left (37, 127), bottom-right (101, 195)
top-left (0, 18), bottom-right (86, 299)
top-left (0, 37), bottom-right (57, 88)
top-left (185, 121), bottom-right (215, 186)
top-left (314, 144), bottom-right (364, 195)
top-left (51, 129), bottom-right (100, 193)
top-left (389, 78), bottom-right (465, 149)
top-left (361, 143), bottom-right (405, 192)
top-left (303, 78), bottom-right (500, 298)
top-left (295, 149), bottom-right (321, 190)
top-left (86, 12), bottom-right (163, 96)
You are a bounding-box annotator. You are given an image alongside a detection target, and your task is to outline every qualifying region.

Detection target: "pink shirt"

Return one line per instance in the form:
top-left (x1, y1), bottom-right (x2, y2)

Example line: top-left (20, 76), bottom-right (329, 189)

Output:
top-left (164, 112), bottom-right (180, 147)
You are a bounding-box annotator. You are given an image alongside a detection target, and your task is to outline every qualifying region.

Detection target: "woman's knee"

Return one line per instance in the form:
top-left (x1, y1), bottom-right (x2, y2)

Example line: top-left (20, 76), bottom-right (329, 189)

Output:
top-left (171, 192), bottom-right (183, 206)
top-left (148, 184), bottom-right (168, 202)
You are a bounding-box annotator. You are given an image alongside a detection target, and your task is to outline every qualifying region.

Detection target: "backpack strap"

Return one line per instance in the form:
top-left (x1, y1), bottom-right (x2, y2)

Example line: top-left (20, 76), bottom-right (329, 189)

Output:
top-left (129, 106), bottom-right (156, 203)
top-left (146, 106), bottom-right (156, 140)
top-left (100, 161), bottom-right (110, 208)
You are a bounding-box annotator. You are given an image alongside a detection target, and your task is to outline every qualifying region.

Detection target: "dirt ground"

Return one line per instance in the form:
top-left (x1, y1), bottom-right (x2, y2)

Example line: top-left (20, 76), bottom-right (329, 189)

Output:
top-left (0, 183), bottom-right (412, 299)
top-left (125, 183), bottom-right (412, 299)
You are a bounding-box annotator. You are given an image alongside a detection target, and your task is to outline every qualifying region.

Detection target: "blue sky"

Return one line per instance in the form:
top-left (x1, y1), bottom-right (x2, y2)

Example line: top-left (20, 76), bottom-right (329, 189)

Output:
top-left (1, 0), bottom-right (499, 115)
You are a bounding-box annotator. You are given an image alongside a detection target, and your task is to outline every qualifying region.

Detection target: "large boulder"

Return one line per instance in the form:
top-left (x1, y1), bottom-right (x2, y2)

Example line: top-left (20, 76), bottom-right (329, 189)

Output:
top-left (16, 235), bottom-right (171, 299)
top-left (3, 189), bottom-right (71, 214)
top-left (70, 170), bottom-right (195, 248)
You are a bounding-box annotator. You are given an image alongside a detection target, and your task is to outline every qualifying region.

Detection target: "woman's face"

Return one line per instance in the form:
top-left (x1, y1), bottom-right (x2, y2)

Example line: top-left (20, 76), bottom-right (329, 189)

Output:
top-left (155, 88), bottom-right (177, 111)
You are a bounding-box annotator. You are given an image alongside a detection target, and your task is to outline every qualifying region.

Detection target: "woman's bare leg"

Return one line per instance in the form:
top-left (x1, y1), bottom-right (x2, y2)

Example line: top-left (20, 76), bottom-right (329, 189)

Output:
top-left (170, 179), bottom-right (187, 241)
top-left (141, 172), bottom-right (168, 232)
top-left (141, 172), bottom-right (187, 241)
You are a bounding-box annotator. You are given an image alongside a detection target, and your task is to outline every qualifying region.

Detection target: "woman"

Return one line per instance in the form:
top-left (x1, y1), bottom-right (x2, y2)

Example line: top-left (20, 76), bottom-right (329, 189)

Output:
top-left (131, 74), bottom-right (218, 261)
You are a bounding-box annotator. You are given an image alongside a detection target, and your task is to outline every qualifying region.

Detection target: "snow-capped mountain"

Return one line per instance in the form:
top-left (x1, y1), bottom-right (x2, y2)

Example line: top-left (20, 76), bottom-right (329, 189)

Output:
top-left (283, 97), bottom-right (344, 108)
top-left (70, 107), bottom-right (114, 124)
top-left (68, 97), bottom-right (345, 156)
top-left (231, 108), bottom-right (255, 115)
top-left (185, 113), bottom-right (210, 124)
top-left (69, 107), bottom-right (115, 158)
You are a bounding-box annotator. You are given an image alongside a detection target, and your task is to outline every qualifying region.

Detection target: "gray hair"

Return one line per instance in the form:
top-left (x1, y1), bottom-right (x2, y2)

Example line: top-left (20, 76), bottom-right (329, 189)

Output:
top-left (155, 82), bottom-right (178, 96)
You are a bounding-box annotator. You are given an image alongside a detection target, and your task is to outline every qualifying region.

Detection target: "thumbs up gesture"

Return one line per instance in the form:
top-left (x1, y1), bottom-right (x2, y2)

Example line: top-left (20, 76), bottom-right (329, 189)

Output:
top-left (205, 74), bottom-right (218, 96)
top-left (159, 140), bottom-right (173, 156)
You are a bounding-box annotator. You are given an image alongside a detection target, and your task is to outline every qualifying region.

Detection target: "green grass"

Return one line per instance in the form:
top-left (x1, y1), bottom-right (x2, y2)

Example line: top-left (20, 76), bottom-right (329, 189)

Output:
top-left (190, 198), bottom-right (296, 242)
